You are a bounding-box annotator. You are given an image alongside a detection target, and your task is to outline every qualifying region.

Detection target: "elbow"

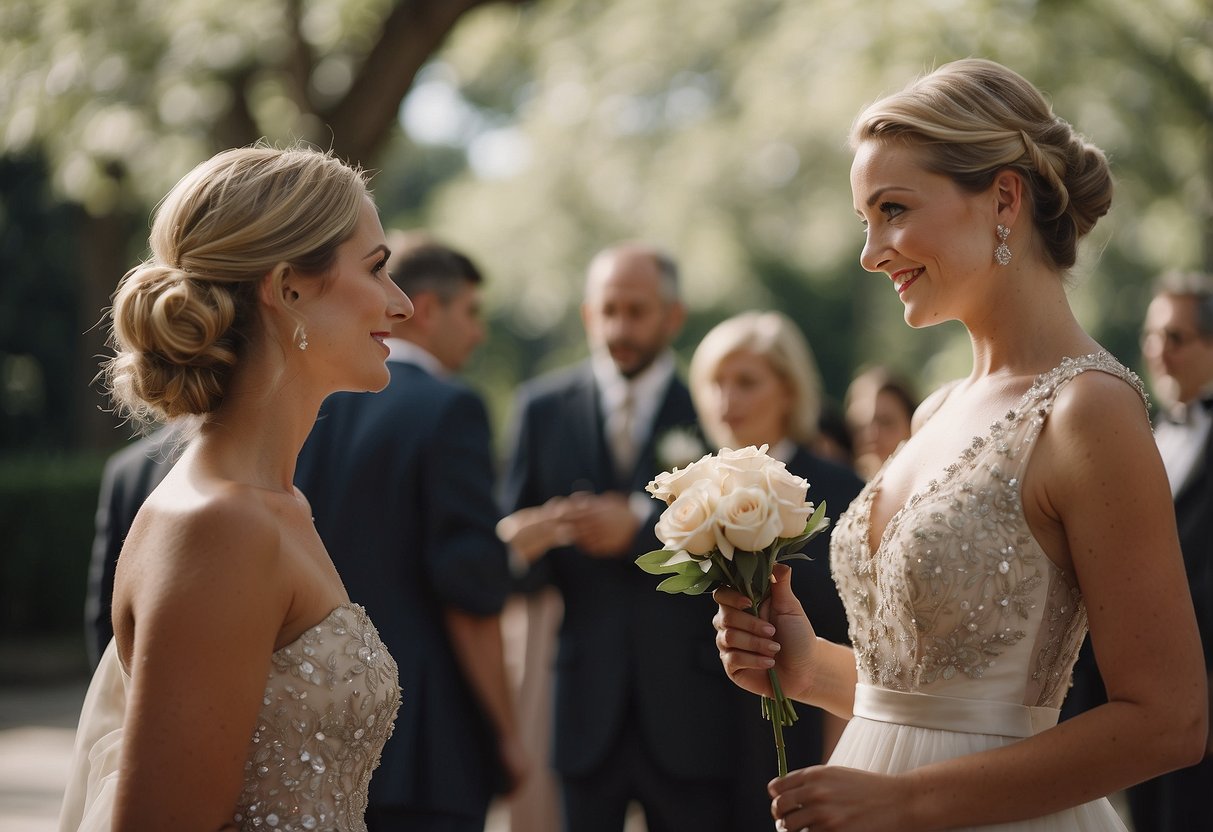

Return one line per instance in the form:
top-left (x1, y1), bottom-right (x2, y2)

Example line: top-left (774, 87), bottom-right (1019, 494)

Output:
top-left (1179, 708), bottom-right (1210, 767)
top-left (1159, 699), bottom-right (1209, 771)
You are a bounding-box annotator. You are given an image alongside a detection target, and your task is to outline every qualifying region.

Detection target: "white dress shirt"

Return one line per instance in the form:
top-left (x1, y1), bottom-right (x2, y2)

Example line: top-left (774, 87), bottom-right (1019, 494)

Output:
top-left (386, 337), bottom-right (448, 378)
top-left (1155, 395), bottom-right (1213, 498)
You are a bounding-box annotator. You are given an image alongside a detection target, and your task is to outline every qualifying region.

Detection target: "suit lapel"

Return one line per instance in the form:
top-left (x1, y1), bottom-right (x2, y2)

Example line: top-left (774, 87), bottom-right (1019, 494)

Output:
top-left (628, 375), bottom-right (696, 490)
top-left (569, 364), bottom-right (614, 487)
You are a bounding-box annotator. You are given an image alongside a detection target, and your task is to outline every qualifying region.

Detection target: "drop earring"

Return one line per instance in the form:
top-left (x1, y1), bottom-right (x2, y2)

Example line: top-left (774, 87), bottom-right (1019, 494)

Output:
top-left (994, 224), bottom-right (1012, 266)
top-left (296, 327), bottom-right (309, 351)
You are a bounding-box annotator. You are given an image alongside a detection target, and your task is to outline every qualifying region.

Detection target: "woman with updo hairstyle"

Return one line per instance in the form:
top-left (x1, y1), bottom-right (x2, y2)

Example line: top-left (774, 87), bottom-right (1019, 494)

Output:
top-left (712, 60), bottom-right (1206, 831)
top-left (59, 146), bottom-right (411, 831)
top-left (688, 311), bottom-right (864, 819)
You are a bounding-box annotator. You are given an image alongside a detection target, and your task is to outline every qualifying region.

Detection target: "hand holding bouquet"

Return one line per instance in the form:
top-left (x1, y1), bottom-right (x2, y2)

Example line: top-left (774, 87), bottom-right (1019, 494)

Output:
top-left (637, 445), bottom-right (829, 776)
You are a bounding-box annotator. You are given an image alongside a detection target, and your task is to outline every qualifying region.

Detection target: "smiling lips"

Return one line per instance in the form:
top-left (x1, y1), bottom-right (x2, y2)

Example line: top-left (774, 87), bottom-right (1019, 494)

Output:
top-left (892, 267), bottom-right (923, 295)
top-left (371, 332), bottom-right (390, 349)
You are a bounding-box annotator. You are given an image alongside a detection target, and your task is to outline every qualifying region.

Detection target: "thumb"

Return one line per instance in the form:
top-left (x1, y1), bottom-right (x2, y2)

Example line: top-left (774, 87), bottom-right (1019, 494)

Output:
top-left (767, 564), bottom-right (804, 617)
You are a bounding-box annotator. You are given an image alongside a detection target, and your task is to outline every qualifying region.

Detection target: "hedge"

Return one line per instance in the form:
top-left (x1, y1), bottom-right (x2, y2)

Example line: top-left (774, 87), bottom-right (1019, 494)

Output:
top-left (0, 454), bottom-right (105, 635)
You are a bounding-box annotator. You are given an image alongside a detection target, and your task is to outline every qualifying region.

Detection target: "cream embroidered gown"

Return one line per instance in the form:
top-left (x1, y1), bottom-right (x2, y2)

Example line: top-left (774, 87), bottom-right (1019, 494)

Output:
top-left (829, 354), bottom-right (1142, 831)
top-left (58, 603), bottom-right (400, 832)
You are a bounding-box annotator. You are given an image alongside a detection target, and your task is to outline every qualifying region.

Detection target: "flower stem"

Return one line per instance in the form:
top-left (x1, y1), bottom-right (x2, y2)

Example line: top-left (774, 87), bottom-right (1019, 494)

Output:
top-left (750, 599), bottom-right (797, 778)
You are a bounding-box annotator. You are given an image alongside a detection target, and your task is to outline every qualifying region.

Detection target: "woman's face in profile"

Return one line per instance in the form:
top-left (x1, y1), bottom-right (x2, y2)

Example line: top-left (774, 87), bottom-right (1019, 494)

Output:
top-left (707, 348), bottom-right (793, 449)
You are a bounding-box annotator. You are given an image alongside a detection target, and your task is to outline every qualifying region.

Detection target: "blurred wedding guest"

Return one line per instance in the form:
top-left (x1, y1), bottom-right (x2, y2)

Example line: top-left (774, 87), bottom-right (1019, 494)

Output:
top-left (688, 310), bottom-right (863, 817)
top-left (813, 397), bottom-right (856, 468)
top-left (85, 427), bottom-right (178, 667)
top-left (500, 242), bottom-right (748, 832)
top-left (294, 232), bottom-right (524, 832)
top-left (59, 145), bottom-right (406, 830)
top-left (1066, 271), bottom-right (1213, 831)
top-left (844, 364), bottom-right (918, 479)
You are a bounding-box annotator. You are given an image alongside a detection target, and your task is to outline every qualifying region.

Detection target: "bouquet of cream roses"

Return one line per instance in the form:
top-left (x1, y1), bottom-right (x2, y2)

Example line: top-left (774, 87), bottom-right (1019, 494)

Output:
top-left (637, 445), bottom-right (829, 777)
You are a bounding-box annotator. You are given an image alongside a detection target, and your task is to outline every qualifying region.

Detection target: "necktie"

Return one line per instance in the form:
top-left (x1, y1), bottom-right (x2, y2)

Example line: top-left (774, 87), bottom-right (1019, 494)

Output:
top-left (611, 385), bottom-right (637, 480)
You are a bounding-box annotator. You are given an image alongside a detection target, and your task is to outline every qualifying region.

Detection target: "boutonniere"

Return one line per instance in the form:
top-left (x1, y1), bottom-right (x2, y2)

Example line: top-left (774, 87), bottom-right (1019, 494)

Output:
top-left (655, 425), bottom-right (709, 472)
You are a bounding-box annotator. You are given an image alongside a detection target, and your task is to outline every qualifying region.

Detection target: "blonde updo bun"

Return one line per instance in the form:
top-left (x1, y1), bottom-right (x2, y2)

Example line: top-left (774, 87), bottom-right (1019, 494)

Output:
top-left (101, 145), bottom-right (369, 426)
top-left (107, 264), bottom-right (245, 423)
top-left (851, 58), bottom-right (1113, 271)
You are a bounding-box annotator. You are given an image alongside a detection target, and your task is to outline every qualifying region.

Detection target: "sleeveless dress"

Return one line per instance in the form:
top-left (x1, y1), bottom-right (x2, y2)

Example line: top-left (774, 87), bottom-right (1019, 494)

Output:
top-left (57, 603), bottom-right (400, 832)
top-left (828, 353), bottom-right (1145, 831)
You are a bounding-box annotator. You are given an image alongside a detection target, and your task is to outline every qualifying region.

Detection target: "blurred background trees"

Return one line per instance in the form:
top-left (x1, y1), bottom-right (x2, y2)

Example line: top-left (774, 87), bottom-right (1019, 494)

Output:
top-left (1, 0), bottom-right (1209, 458)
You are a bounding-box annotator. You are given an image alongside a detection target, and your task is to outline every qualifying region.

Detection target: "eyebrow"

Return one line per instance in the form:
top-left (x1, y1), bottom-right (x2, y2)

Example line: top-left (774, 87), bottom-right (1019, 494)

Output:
top-left (865, 186), bottom-right (912, 208)
top-left (364, 244), bottom-right (390, 260)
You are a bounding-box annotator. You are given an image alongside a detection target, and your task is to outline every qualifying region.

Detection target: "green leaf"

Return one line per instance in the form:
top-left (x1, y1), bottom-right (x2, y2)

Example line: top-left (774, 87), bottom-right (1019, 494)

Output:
top-left (679, 571), bottom-right (720, 595)
top-left (656, 569), bottom-right (712, 593)
top-left (733, 550), bottom-right (759, 595)
top-left (635, 549), bottom-right (687, 575)
top-left (776, 551), bottom-right (812, 562)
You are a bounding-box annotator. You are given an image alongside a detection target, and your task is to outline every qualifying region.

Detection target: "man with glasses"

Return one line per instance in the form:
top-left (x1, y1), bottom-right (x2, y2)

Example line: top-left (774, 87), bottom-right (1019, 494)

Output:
top-left (1130, 272), bottom-right (1213, 831)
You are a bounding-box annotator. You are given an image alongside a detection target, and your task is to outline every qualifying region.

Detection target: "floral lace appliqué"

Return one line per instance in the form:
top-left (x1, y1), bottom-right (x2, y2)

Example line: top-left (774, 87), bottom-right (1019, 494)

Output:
top-left (232, 603), bottom-right (400, 832)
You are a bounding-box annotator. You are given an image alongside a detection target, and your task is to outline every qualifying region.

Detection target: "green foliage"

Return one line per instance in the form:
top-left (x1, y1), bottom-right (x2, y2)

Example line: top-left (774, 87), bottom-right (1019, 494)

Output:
top-left (412, 0), bottom-right (1211, 407)
top-left (0, 454), bottom-right (105, 634)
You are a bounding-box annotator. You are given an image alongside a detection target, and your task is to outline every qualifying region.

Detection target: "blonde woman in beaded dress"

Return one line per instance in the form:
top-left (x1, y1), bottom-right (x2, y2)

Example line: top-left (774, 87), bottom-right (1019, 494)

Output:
top-left (58, 146), bottom-right (407, 831)
top-left (712, 59), bottom-right (1207, 831)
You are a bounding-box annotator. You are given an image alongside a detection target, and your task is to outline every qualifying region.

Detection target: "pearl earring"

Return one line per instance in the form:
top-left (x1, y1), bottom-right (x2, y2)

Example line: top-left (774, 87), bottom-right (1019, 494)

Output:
top-left (994, 224), bottom-right (1012, 266)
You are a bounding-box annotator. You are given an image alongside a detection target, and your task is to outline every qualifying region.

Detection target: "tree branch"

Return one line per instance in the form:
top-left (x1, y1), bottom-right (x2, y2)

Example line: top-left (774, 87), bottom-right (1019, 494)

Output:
top-left (323, 0), bottom-right (529, 166)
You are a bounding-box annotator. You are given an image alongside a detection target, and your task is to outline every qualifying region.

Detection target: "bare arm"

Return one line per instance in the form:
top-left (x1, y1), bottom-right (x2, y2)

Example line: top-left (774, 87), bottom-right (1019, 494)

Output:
top-left (112, 493), bottom-right (287, 831)
top-left (444, 608), bottom-right (529, 793)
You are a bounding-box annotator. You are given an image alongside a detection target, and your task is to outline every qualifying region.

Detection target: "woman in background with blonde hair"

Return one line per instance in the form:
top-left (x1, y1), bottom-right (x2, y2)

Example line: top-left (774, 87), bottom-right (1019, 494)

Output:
top-left (688, 310), bottom-right (863, 824)
top-left (59, 145), bottom-right (410, 831)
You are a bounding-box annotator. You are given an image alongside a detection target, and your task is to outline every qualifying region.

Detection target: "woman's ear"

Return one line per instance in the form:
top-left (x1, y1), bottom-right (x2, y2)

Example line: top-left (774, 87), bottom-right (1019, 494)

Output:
top-left (993, 168), bottom-right (1024, 226)
top-left (259, 263), bottom-right (295, 311)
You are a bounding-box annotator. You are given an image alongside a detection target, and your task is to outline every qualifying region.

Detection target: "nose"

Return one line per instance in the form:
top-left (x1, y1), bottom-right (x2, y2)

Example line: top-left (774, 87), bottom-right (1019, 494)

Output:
top-left (388, 282), bottom-right (413, 321)
top-left (859, 227), bottom-right (892, 274)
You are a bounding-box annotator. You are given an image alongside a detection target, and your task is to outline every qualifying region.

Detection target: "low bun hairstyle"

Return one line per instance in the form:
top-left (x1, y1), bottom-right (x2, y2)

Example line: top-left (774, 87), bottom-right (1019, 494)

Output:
top-left (102, 145), bottom-right (369, 426)
top-left (850, 58), bottom-right (1113, 271)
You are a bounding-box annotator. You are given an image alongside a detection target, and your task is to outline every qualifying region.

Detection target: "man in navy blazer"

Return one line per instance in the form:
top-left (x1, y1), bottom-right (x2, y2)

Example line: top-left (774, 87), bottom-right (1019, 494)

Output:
top-left (502, 243), bottom-right (747, 832)
top-left (86, 426), bottom-right (179, 666)
top-left (295, 234), bottom-right (522, 832)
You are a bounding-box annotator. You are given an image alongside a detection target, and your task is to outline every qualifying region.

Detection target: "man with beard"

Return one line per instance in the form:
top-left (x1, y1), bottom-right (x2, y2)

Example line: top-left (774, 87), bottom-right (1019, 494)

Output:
top-left (501, 243), bottom-right (750, 832)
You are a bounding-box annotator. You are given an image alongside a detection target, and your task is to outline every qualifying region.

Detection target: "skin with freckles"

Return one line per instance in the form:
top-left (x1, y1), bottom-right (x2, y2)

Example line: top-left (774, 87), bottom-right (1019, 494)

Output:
top-left (714, 62), bottom-right (1207, 832)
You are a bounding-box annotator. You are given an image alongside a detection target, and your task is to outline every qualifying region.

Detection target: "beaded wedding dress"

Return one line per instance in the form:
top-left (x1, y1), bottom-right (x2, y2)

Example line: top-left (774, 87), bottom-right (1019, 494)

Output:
top-left (829, 353), bottom-right (1142, 831)
top-left (58, 603), bottom-right (400, 832)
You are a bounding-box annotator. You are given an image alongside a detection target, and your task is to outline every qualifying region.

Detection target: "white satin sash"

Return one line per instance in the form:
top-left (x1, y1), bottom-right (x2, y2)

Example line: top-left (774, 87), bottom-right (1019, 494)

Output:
top-left (852, 684), bottom-right (1060, 738)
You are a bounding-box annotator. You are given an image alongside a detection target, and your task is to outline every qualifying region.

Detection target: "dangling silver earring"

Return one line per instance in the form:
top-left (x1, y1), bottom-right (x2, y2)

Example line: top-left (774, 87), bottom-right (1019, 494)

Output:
top-left (297, 327), bottom-right (309, 351)
top-left (994, 224), bottom-right (1012, 266)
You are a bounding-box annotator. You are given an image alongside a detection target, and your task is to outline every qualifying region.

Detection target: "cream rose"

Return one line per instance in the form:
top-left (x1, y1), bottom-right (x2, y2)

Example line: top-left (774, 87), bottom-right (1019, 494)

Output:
top-left (646, 452), bottom-right (717, 504)
top-left (654, 478), bottom-right (720, 556)
top-left (764, 466), bottom-right (814, 538)
top-left (713, 484), bottom-right (782, 559)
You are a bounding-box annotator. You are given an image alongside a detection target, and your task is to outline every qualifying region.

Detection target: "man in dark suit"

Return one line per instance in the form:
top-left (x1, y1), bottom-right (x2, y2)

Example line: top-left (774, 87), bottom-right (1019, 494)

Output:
top-left (294, 234), bottom-right (522, 832)
top-left (1128, 271), bottom-right (1213, 832)
top-left (501, 243), bottom-right (747, 832)
top-left (86, 427), bottom-right (179, 666)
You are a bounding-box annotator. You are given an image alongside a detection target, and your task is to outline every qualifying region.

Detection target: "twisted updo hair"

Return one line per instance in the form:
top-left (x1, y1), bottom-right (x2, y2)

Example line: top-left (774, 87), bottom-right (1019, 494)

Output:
top-left (102, 146), bottom-right (369, 426)
top-left (851, 58), bottom-right (1113, 271)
